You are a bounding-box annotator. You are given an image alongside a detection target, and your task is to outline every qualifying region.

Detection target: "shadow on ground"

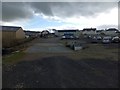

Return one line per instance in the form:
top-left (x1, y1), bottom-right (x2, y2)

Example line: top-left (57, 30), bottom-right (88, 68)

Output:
top-left (3, 56), bottom-right (118, 88)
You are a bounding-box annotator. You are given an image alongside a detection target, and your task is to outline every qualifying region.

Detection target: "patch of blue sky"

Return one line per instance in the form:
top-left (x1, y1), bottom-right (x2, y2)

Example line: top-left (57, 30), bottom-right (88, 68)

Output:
top-left (23, 15), bottom-right (65, 29)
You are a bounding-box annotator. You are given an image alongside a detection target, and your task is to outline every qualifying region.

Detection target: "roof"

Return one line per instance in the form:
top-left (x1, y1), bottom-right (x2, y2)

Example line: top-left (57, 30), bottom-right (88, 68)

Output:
top-left (57, 30), bottom-right (79, 32)
top-left (24, 31), bottom-right (40, 33)
top-left (1, 26), bottom-right (22, 32)
top-left (96, 30), bottom-right (104, 32)
top-left (41, 30), bottom-right (49, 33)
top-left (83, 28), bottom-right (96, 31)
top-left (106, 28), bottom-right (118, 31)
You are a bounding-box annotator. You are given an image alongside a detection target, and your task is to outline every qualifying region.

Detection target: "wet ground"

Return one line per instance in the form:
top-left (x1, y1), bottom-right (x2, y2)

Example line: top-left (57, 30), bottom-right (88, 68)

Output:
top-left (2, 37), bottom-right (119, 88)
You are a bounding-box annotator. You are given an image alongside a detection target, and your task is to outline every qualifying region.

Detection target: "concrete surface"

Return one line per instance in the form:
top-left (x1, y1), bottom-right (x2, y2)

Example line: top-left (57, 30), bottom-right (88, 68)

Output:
top-left (25, 43), bottom-right (73, 53)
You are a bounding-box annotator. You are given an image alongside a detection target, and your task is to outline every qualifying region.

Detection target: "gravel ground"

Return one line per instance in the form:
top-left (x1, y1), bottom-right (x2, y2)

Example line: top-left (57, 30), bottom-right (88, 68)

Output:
top-left (3, 56), bottom-right (118, 88)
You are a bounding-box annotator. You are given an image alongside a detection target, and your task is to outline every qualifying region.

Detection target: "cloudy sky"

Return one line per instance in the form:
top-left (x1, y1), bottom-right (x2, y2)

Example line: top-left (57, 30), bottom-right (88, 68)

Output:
top-left (1, 0), bottom-right (119, 31)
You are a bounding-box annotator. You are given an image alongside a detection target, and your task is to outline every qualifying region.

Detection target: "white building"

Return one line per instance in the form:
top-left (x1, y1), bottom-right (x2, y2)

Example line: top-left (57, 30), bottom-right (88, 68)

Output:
top-left (82, 28), bottom-right (96, 36)
top-left (104, 28), bottom-right (119, 36)
top-left (96, 30), bottom-right (105, 35)
top-left (55, 29), bottom-right (81, 37)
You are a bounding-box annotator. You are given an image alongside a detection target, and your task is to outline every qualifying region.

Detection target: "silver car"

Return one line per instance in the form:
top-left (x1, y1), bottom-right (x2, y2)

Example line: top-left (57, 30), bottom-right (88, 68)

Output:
top-left (102, 36), bottom-right (112, 43)
top-left (112, 36), bottom-right (120, 43)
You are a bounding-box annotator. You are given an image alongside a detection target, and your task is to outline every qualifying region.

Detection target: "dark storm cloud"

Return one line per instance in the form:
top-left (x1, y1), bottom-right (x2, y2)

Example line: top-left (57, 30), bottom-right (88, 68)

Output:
top-left (2, 2), bottom-right (117, 22)
top-left (29, 2), bottom-right (53, 16)
top-left (2, 2), bottom-right (34, 22)
top-left (30, 2), bottom-right (117, 18)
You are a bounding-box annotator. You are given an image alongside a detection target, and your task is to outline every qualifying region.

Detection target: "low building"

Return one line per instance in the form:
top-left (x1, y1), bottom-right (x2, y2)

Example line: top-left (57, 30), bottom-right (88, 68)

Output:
top-left (96, 30), bottom-right (104, 34)
top-left (24, 31), bottom-right (41, 38)
top-left (41, 30), bottom-right (49, 38)
top-left (82, 28), bottom-right (96, 36)
top-left (96, 30), bottom-right (105, 35)
top-left (104, 28), bottom-right (119, 36)
top-left (1, 26), bottom-right (26, 48)
top-left (55, 29), bottom-right (80, 37)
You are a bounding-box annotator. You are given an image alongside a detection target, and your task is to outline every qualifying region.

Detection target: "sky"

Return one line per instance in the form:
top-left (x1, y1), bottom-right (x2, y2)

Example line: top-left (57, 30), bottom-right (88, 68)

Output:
top-left (1, 0), bottom-right (119, 31)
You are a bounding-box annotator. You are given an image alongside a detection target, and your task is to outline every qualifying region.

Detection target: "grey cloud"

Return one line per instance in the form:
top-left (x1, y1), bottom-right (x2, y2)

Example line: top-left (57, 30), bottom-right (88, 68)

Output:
top-left (2, 2), bottom-right (34, 22)
top-left (30, 2), bottom-right (53, 16)
top-left (30, 2), bottom-right (117, 18)
top-left (2, 2), bottom-right (118, 22)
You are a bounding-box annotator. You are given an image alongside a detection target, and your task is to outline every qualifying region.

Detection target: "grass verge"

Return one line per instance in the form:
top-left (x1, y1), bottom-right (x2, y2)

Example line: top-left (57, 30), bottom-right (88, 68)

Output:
top-left (3, 51), bottom-right (26, 65)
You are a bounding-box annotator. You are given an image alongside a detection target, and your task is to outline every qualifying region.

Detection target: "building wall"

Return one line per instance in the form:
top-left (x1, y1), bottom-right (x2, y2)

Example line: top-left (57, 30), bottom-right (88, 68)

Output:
top-left (96, 31), bottom-right (104, 35)
top-left (82, 31), bottom-right (96, 35)
top-left (104, 31), bottom-right (118, 36)
top-left (0, 31), bottom-right (2, 49)
top-left (54, 31), bottom-right (59, 36)
top-left (55, 30), bottom-right (80, 37)
top-left (0, 31), bottom-right (2, 40)
top-left (16, 28), bottom-right (25, 39)
top-left (76, 31), bottom-right (81, 36)
top-left (2, 28), bottom-right (25, 48)
top-left (2, 31), bottom-right (16, 48)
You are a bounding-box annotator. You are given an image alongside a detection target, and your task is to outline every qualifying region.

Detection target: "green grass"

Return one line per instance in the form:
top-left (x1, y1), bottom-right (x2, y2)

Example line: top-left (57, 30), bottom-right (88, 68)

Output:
top-left (58, 41), bottom-right (118, 61)
top-left (63, 44), bottom-right (118, 61)
top-left (3, 51), bottom-right (26, 65)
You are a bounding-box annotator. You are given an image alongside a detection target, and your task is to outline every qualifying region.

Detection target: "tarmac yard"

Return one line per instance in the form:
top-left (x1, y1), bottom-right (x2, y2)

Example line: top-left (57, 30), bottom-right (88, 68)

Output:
top-left (2, 37), bottom-right (119, 88)
top-left (25, 43), bottom-right (73, 53)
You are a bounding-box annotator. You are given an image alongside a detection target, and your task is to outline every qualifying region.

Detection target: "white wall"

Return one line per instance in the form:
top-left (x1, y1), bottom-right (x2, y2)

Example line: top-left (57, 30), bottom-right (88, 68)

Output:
top-left (82, 30), bottom-right (96, 35)
top-left (55, 30), bottom-right (80, 37)
top-left (104, 31), bottom-right (118, 36)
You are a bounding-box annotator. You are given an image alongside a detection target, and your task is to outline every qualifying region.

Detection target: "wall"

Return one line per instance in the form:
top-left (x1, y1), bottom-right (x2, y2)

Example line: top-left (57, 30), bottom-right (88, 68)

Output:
top-left (104, 31), bottom-right (118, 36)
top-left (55, 31), bottom-right (80, 37)
top-left (16, 28), bottom-right (25, 39)
top-left (2, 31), bottom-right (16, 48)
top-left (54, 30), bottom-right (59, 36)
top-left (82, 31), bottom-right (96, 35)
top-left (0, 31), bottom-right (2, 50)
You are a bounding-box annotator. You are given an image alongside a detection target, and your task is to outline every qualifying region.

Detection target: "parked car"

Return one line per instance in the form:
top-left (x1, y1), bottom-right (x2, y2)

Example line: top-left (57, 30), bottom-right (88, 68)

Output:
top-left (91, 38), bottom-right (98, 43)
top-left (96, 36), bottom-right (102, 40)
top-left (61, 35), bottom-right (66, 39)
top-left (61, 35), bottom-right (72, 39)
top-left (70, 35), bottom-right (74, 39)
top-left (112, 36), bottom-right (120, 43)
top-left (90, 36), bottom-right (98, 43)
top-left (88, 35), bottom-right (93, 39)
top-left (61, 35), bottom-right (79, 40)
top-left (73, 36), bottom-right (79, 39)
top-left (102, 36), bottom-right (112, 44)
